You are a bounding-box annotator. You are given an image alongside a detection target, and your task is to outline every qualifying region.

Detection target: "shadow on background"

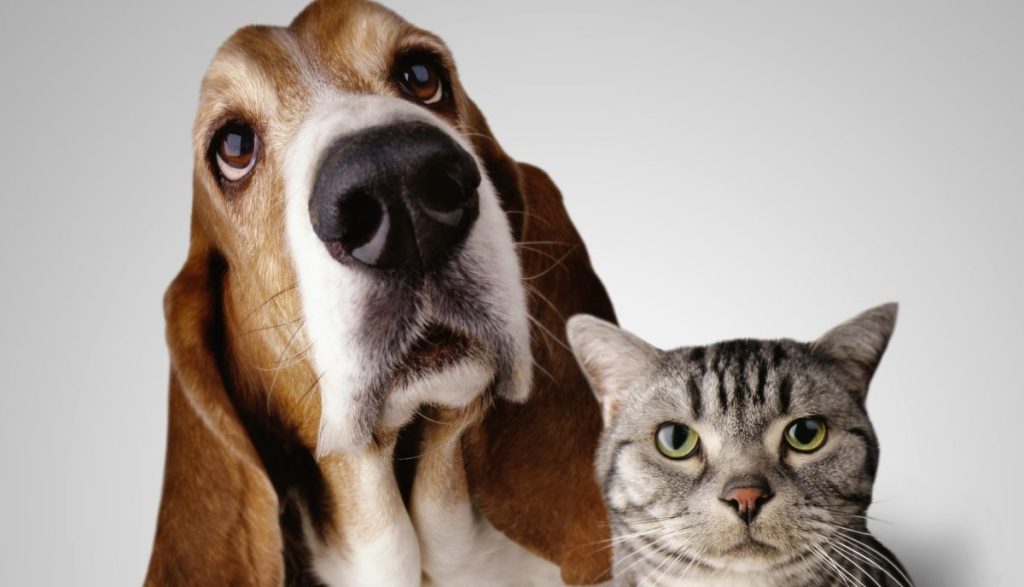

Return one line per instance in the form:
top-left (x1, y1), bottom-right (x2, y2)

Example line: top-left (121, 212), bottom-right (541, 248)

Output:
top-left (880, 526), bottom-right (988, 587)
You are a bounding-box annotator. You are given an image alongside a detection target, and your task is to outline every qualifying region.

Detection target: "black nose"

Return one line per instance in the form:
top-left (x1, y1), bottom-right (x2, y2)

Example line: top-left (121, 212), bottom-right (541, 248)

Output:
top-left (719, 476), bottom-right (774, 524)
top-left (309, 121), bottom-right (481, 272)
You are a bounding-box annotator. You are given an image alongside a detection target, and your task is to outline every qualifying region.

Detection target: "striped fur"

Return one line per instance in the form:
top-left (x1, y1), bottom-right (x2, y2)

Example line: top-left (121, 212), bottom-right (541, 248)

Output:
top-left (567, 305), bottom-right (913, 587)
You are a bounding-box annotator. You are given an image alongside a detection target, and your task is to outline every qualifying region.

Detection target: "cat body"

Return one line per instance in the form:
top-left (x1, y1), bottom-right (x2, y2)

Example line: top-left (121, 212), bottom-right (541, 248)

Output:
top-left (567, 305), bottom-right (912, 587)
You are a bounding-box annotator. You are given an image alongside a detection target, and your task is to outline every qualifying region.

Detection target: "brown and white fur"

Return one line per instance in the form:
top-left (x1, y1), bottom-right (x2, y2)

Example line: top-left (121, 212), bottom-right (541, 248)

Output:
top-left (145, 1), bottom-right (616, 585)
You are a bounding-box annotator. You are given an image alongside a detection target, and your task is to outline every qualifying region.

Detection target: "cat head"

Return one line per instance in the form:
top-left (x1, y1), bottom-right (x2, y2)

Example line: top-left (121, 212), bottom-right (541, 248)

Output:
top-left (566, 304), bottom-right (897, 576)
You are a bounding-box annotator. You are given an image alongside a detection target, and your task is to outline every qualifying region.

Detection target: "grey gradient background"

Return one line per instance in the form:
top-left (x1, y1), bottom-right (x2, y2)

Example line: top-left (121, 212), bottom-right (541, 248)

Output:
top-left (1, 1), bottom-right (1021, 585)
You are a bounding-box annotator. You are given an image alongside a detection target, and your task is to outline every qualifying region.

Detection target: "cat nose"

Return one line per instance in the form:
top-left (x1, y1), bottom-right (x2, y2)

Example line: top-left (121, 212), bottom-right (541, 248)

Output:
top-left (720, 477), bottom-right (774, 524)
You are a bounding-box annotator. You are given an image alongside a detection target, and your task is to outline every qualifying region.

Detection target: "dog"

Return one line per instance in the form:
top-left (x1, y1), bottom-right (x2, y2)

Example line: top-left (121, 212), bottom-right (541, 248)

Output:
top-left (145, 1), bottom-right (616, 584)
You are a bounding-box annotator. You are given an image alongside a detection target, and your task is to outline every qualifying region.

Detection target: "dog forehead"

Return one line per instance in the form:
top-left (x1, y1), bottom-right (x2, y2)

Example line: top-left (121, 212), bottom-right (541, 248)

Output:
top-left (291, 0), bottom-right (430, 81)
top-left (194, 1), bottom-right (446, 156)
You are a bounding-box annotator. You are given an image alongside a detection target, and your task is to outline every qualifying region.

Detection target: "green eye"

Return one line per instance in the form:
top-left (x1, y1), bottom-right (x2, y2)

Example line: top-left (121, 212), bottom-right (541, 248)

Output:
top-left (655, 423), bottom-right (700, 460)
top-left (784, 417), bottom-right (828, 453)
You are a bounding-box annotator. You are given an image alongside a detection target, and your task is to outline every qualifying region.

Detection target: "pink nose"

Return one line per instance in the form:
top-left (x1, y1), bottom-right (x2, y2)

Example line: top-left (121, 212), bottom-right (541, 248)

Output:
top-left (720, 481), bottom-right (773, 523)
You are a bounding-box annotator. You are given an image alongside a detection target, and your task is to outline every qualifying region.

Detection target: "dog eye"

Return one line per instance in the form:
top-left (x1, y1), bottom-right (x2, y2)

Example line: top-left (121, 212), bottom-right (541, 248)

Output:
top-left (784, 417), bottom-right (828, 453)
top-left (212, 121), bottom-right (259, 182)
top-left (395, 55), bottom-right (445, 105)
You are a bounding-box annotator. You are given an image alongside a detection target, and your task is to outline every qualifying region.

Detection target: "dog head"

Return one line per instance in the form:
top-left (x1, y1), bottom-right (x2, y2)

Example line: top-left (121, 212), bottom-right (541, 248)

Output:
top-left (185, 0), bottom-right (533, 454)
top-left (161, 1), bottom-right (617, 582)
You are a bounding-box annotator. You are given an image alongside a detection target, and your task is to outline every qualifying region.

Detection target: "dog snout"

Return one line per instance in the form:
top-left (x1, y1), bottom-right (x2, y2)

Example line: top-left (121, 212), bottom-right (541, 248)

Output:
top-left (309, 121), bottom-right (481, 272)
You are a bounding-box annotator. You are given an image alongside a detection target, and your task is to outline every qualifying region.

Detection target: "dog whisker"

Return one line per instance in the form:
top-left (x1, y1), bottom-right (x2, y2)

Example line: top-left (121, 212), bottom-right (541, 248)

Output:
top-left (240, 282), bottom-right (299, 326)
top-left (521, 245), bottom-right (579, 281)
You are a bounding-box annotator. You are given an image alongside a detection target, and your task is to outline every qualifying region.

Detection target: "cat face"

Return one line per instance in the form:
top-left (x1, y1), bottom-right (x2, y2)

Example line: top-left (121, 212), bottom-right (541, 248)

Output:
top-left (567, 305), bottom-right (897, 582)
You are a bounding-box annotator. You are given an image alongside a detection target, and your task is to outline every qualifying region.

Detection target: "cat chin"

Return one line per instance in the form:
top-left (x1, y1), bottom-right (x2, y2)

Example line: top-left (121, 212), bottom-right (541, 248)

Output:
top-left (714, 558), bottom-right (781, 574)
top-left (707, 543), bottom-right (795, 574)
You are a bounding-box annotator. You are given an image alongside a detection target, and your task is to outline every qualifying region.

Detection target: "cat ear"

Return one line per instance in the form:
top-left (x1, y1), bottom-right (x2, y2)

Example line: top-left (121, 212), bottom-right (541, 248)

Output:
top-left (566, 314), bottom-right (660, 425)
top-left (811, 303), bottom-right (898, 396)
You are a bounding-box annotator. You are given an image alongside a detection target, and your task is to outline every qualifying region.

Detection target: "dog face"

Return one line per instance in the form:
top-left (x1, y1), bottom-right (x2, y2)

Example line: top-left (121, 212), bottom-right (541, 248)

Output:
top-left (189, 0), bottom-right (531, 454)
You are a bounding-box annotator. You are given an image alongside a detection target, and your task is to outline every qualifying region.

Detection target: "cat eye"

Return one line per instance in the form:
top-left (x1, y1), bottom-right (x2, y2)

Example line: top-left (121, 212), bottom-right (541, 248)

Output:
top-left (211, 120), bottom-right (259, 183)
top-left (395, 54), bottom-right (446, 105)
top-left (655, 423), bottom-right (700, 460)
top-left (784, 417), bottom-right (828, 453)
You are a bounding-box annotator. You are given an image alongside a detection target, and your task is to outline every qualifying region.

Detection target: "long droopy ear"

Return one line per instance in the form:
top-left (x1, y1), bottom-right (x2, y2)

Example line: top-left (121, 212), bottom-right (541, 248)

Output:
top-left (811, 302), bottom-right (898, 398)
top-left (144, 215), bottom-right (283, 586)
top-left (459, 99), bottom-right (620, 584)
top-left (567, 314), bottom-right (660, 426)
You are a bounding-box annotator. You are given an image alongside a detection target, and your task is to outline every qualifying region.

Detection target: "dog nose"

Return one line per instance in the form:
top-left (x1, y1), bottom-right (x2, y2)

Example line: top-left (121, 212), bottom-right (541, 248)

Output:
top-left (309, 121), bottom-right (481, 272)
top-left (720, 477), bottom-right (773, 524)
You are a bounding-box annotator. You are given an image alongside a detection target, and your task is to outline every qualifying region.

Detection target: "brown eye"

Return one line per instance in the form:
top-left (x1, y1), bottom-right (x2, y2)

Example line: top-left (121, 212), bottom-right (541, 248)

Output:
top-left (396, 56), bottom-right (445, 105)
top-left (213, 121), bottom-right (259, 182)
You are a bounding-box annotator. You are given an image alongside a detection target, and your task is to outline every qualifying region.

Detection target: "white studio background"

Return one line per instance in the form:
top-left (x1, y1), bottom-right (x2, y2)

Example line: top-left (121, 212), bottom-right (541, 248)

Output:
top-left (0, 1), bottom-right (1020, 585)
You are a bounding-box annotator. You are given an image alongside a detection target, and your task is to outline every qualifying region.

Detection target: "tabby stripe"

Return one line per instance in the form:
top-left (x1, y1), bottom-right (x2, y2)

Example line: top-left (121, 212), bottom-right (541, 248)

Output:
top-left (772, 343), bottom-right (787, 366)
top-left (734, 351), bottom-right (749, 410)
top-left (779, 375), bottom-right (792, 413)
top-left (755, 362), bottom-right (768, 404)
top-left (689, 346), bottom-right (705, 364)
top-left (826, 481), bottom-right (872, 506)
top-left (716, 373), bottom-right (728, 413)
top-left (600, 439), bottom-right (635, 496)
top-left (847, 427), bottom-right (879, 476)
top-left (687, 377), bottom-right (703, 420)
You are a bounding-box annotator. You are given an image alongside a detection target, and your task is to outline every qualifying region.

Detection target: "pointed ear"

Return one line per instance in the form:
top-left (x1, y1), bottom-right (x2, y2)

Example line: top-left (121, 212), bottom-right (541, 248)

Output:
top-left (567, 314), bottom-right (660, 425)
top-left (811, 303), bottom-right (898, 397)
top-left (146, 227), bottom-right (283, 586)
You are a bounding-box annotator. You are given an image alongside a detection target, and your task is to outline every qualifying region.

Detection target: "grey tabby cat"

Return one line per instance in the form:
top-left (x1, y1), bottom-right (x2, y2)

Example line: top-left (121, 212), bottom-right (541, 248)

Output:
top-left (566, 304), bottom-right (912, 587)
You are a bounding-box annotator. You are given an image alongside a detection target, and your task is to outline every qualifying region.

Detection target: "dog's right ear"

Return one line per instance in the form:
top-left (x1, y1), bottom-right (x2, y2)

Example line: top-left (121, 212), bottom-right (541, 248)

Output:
top-left (145, 216), bottom-right (283, 586)
top-left (456, 139), bottom-right (620, 583)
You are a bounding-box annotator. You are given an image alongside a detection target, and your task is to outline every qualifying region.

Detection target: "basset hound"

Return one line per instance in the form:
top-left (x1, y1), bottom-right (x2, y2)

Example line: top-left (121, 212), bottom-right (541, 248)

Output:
top-left (145, 0), bottom-right (616, 585)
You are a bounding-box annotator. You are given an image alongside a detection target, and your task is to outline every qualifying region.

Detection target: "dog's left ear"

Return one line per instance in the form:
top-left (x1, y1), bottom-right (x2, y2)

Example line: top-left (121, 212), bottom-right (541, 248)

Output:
top-left (461, 99), bottom-right (527, 236)
top-left (460, 99), bottom-right (617, 585)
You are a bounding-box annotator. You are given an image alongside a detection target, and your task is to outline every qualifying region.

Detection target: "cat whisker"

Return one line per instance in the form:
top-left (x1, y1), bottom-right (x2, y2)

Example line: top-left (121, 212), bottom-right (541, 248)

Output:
top-left (815, 507), bottom-right (896, 526)
top-left (643, 548), bottom-right (680, 586)
top-left (586, 520), bottom-right (696, 549)
top-left (805, 521), bottom-right (914, 587)
top-left (613, 526), bottom-right (691, 580)
top-left (646, 540), bottom-right (707, 587)
top-left (831, 538), bottom-right (903, 587)
top-left (677, 543), bottom-right (710, 582)
top-left (832, 531), bottom-right (915, 587)
top-left (829, 543), bottom-right (883, 587)
top-left (809, 547), bottom-right (849, 587)
top-left (812, 544), bottom-right (861, 587)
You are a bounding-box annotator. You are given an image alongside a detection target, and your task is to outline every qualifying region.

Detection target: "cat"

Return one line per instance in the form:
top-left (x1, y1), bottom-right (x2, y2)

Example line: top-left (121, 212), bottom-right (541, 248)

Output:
top-left (566, 304), bottom-right (912, 587)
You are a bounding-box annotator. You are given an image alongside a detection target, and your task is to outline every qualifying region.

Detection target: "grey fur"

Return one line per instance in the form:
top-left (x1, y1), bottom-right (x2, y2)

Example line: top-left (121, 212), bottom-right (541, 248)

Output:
top-left (567, 305), bottom-right (911, 587)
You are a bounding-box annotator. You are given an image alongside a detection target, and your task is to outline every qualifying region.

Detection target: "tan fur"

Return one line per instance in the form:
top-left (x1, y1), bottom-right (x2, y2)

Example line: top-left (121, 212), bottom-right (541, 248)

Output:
top-left (146, 1), bottom-right (616, 584)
